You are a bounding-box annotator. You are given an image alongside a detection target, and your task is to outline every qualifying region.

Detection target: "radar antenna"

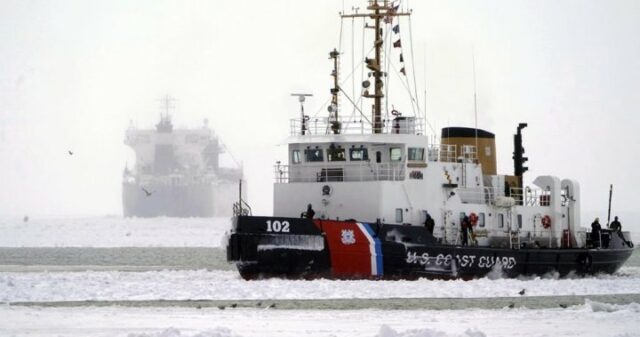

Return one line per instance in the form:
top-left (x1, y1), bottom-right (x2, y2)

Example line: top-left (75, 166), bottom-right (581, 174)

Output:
top-left (291, 94), bottom-right (313, 136)
top-left (291, 93), bottom-right (313, 135)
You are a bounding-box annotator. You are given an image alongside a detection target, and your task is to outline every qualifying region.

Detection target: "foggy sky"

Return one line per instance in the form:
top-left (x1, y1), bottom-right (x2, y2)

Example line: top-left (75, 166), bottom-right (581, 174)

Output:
top-left (1, 0), bottom-right (639, 230)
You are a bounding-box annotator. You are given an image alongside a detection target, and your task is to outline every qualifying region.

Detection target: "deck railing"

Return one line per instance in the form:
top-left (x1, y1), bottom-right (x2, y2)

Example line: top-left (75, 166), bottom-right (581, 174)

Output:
top-left (275, 162), bottom-right (405, 183)
top-left (290, 116), bottom-right (425, 136)
top-left (508, 187), bottom-right (551, 207)
top-left (444, 228), bottom-right (588, 249)
top-left (454, 186), bottom-right (551, 207)
top-left (426, 144), bottom-right (479, 163)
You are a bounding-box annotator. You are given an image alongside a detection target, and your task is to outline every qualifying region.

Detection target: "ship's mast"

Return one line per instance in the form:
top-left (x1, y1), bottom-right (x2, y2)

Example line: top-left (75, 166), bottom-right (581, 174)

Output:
top-left (329, 48), bottom-right (341, 134)
top-left (342, 0), bottom-right (410, 134)
top-left (156, 94), bottom-right (175, 133)
top-left (159, 94), bottom-right (174, 120)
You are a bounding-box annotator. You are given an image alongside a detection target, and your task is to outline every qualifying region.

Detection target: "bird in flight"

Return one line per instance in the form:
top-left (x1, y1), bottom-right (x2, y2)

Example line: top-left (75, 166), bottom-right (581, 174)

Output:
top-left (68, 150), bottom-right (74, 155)
top-left (518, 289), bottom-right (526, 296)
top-left (141, 187), bottom-right (154, 196)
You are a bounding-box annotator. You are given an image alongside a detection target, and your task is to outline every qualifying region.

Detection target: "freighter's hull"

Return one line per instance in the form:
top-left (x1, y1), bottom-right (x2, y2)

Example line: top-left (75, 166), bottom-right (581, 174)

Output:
top-left (227, 216), bottom-right (634, 280)
top-left (122, 181), bottom-right (237, 217)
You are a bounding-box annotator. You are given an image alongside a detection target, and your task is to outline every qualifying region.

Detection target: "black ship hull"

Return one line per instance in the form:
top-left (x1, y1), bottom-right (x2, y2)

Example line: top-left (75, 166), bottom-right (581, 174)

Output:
top-left (227, 216), bottom-right (634, 280)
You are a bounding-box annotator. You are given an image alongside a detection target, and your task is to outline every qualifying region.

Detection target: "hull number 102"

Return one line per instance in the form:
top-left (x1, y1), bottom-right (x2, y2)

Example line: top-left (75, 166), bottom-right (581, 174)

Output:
top-left (266, 220), bottom-right (290, 233)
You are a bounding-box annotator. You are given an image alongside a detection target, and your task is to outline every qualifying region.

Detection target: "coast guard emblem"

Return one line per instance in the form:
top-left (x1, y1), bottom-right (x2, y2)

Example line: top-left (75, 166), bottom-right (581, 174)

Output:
top-left (341, 229), bottom-right (356, 245)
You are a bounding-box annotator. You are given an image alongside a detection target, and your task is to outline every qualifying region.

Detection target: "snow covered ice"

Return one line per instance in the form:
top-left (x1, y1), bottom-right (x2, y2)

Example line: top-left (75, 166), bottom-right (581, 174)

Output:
top-left (0, 216), bottom-right (230, 248)
top-left (1, 216), bottom-right (639, 337)
top-left (2, 268), bottom-right (640, 303)
top-left (1, 301), bottom-right (640, 337)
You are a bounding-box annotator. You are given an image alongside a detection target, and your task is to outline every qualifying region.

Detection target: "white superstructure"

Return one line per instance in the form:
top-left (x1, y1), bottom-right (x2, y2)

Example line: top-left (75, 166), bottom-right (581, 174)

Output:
top-left (274, 117), bottom-right (585, 250)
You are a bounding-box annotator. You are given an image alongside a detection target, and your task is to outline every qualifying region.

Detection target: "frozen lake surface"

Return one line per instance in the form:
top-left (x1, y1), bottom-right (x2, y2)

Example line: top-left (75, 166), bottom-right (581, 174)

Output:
top-left (2, 301), bottom-right (640, 337)
top-left (1, 216), bottom-right (638, 337)
top-left (0, 216), bottom-right (231, 247)
top-left (2, 268), bottom-right (640, 303)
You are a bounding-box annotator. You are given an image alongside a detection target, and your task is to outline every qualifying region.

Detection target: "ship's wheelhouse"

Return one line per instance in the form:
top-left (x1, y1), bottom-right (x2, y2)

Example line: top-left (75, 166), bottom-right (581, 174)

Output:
top-left (279, 134), bottom-right (432, 185)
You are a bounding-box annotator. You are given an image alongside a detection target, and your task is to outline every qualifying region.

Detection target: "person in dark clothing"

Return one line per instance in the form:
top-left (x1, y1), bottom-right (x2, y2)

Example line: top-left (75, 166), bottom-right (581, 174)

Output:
top-left (304, 204), bottom-right (315, 219)
top-left (424, 213), bottom-right (435, 235)
top-left (461, 215), bottom-right (471, 246)
top-left (504, 181), bottom-right (511, 197)
top-left (591, 217), bottom-right (602, 248)
top-left (609, 216), bottom-right (632, 247)
top-left (609, 216), bottom-right (622, 232)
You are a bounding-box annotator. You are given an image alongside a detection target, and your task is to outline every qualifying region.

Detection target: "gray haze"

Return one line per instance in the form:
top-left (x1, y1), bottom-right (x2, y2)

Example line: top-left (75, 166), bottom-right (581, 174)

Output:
top-left (1, 1), bottom-right (639, 229)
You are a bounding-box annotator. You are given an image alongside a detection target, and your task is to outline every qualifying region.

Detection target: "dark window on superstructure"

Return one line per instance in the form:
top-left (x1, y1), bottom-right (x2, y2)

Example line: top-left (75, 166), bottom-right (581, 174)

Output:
top-left (395, 208), bottom-right (403, 223)
top-left (408, 147), bottom-right (425, 161)
top-left (517, 214), bottom-right (523, 229)
top-left (349, 148), bottom-right (369, 161)
top-left (498, 213), bottom-right (504, 228)
top-left (479, 213), bottom-right (486, 228)
top-left (305, 148), bottom-right (324, 162)
top-left (390, 147), bottom-right (402, 161)
top-left (292, 150), bottom-right (301, 164)
top-left (327, 147), bottom-right (346, 162)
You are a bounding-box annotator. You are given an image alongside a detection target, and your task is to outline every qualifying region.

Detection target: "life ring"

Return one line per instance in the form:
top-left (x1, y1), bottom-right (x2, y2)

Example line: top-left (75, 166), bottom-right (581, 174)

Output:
top-left (469, 212), bottom-right (479, 226)
top-left (542, 215), bottom-right (552, 229)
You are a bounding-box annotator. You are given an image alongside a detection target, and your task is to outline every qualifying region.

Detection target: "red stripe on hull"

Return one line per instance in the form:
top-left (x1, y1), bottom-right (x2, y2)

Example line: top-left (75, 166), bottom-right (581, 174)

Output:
top-left (315, 220), bottom-right (372, 278)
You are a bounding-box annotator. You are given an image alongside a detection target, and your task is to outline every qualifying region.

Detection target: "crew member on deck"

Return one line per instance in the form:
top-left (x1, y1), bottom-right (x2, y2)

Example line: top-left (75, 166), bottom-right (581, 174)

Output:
top-left (303, 204), bottom-right (316, 219)
top-left (610, 216), bottom-right (622, 232)
top-left (591, 217), bottom-right (602, 248)
top-left (461, 215), bottom-right (472, 246)
top-left (424, 213), bottom-right (435, 235)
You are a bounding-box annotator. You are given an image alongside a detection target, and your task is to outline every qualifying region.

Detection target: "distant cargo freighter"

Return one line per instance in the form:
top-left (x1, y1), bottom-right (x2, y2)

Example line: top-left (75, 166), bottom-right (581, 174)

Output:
top-left (123, 98), bottom-right (244, 217)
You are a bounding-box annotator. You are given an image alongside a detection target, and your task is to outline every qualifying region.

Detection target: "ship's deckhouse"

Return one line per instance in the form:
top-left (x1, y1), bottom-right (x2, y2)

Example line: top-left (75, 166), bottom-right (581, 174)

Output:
top-left (275, 119), bottom-right (587, 250)
top-left (282, 138), bottom-right (426, 183)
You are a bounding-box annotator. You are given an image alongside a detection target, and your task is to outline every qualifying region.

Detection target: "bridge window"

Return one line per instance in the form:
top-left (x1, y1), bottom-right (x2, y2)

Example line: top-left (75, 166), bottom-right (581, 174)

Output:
top-left (292, 150), bottom-right (301, 164)
top-left (408, 147), bottom-right (425, 161)
top-left (390, 147), bottom-right (402, 161)
top-left (327, 147), bottom-right (346, 162)
top-left (349, 148), bottom-right (369, 161)
top-left (305, 148), bottom-right (324, 162)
